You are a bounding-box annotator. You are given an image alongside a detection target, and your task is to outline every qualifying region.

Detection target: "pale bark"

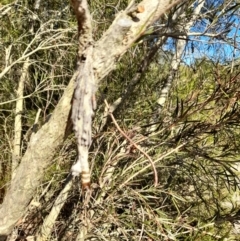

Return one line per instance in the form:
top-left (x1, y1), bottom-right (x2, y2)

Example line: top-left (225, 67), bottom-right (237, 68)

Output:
top-left (148, 0), bottom-right (206, 132)
top-left (99, 37), bottom-right (166, 132)
top-left (98, 1), bottom-right (187, 131)
top-left (0, 0), bottom-right (186, 239)
top-left (36, 180), bottom-right (73, 241)
top-left (0, 74), bottom-right (76, 240)
top-left (92, 0), bottom-right (186, 81)
top-left (70, 0), bottom-right (94, 188)
top-left (12, 58), bottom-right (30, 180)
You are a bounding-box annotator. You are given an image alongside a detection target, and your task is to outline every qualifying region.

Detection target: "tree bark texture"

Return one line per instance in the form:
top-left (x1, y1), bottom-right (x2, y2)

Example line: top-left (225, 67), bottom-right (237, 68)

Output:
top-left (12, 58), bottom-right (30, 180)
top-left (149, 0), bottom-right (205, 131)
top-left (0, 0), bottom-right (186, 239)
top-left (70, 0), bottom-right (95, 188)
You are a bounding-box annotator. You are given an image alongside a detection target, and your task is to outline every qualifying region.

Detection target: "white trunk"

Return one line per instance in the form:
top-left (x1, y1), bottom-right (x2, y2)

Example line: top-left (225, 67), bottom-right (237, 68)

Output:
top-left (148, 0), bottom-right (205, 132)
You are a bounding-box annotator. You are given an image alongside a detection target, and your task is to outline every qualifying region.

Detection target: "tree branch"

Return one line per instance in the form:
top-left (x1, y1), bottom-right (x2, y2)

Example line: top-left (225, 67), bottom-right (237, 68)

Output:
top-left (12, 58), bottom-right (30, 180)
top-left (0, 0), bottom-right (185, 238)
top-left (104, 100), bottom-right (158, 186)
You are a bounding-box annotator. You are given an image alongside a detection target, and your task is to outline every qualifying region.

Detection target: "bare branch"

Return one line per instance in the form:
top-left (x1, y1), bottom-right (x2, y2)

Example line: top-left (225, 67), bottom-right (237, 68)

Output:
top-left (12, 58), bottom-right (30, 180)
top-left (70, 0), bottom-right (95, 188)
top-left (0, 73), bottom-right (76, 239)
top-left (36, 180), bottom-right (73, 241)
top-left (0, 25), bottom-right (73, 80)
top-left (0, 0), bottom-right (186, 238)
top-left (92, 0), bottom-right (186, 81)
top-left (148, 0), bottom-right (206, 132)
top-left (104, 100), bottom-right (158, 187)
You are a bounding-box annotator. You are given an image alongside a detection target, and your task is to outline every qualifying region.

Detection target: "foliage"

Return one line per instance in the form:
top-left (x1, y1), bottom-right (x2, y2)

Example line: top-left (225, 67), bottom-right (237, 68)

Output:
top-left (1, 0), bottom-right (240, 240)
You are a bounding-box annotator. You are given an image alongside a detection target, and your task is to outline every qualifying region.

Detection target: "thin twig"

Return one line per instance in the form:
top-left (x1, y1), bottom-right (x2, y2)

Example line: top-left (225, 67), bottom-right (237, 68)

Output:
top-left (12, 58), bottom-right (30, 180)
top-left (36, 179), bottom-right (73, 241)
top-left (104, 99), bottom-right (158, 187)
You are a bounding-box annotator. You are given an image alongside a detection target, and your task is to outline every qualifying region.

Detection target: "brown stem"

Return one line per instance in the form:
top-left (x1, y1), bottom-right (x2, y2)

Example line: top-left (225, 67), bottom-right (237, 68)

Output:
top-left (104, 100), bottom-right (158, 187)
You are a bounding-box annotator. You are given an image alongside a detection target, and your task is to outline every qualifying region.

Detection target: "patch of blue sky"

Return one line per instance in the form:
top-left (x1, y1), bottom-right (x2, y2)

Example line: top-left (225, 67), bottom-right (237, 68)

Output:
top-left (186, 26), bottom-right (239, 64)
top-left (164, 2), bottom-right (240, 66)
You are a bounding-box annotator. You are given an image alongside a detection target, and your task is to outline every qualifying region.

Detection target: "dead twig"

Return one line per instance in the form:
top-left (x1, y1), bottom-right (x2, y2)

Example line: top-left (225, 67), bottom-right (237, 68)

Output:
top-left (104, 99), bottom-right (158, 187)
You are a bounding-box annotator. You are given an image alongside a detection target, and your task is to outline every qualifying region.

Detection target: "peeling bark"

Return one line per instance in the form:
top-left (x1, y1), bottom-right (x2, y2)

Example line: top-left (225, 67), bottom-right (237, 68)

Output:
top-left (70, 0), bottom-right (95, 188)
top-left (0, 0), bottom-right (185, 239)
top-left (92, 0), bottom-right (185, 81)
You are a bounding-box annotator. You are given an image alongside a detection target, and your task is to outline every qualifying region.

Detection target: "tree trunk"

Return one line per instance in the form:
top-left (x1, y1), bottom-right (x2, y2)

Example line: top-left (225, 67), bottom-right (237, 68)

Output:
top-left (0, 0), bottom-right (186, 239)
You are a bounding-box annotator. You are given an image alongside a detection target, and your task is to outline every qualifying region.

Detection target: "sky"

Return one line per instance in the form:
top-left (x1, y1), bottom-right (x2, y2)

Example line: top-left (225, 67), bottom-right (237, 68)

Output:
top-left (175, 0), bottom-right (240, 65)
